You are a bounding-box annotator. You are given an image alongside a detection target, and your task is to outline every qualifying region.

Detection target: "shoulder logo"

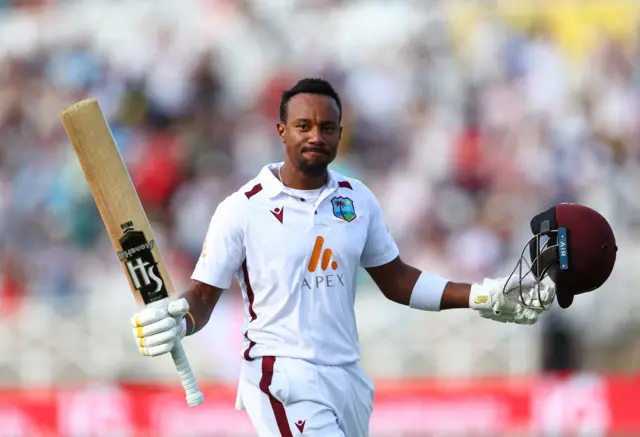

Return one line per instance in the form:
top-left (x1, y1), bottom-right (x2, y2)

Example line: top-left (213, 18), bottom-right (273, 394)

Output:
top-left (331, 197), bottom-right (356, 222)
top-left (295, 420), bottom-right (306, 433)
top-left (200, 237), bottom-right (207, 259)
top-left (271, 206), bottom-right (284, 224)
top-left (244, 183), bottom-right (263, 199)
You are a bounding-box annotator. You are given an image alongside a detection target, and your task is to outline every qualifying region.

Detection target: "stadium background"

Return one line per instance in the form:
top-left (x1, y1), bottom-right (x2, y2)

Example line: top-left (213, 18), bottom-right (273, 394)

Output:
top-left (1, 0), bottom-right (640, 435)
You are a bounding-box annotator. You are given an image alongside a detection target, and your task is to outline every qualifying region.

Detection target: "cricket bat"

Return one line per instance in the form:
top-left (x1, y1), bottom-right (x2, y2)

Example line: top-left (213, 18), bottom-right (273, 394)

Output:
top-left (59, 98), bottom-right (205, 407)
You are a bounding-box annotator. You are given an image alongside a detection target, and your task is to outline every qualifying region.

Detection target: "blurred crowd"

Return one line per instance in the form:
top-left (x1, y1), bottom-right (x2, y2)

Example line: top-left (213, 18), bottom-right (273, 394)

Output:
top-left (2, 0), bottom-right (640, 382)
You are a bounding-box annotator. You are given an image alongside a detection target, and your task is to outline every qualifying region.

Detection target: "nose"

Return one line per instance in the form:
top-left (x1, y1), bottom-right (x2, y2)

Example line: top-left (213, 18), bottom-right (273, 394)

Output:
top-left (307, 127), bottom-right (326, 145)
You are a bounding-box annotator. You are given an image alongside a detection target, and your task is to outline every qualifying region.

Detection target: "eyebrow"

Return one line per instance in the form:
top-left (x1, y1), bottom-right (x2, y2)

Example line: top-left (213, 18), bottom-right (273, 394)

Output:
top-left (291, 118), bottom-right (338, 125)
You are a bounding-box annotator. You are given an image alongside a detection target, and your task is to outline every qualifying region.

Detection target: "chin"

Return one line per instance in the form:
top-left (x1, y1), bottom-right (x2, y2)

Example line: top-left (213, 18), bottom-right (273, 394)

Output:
top-left (298, 159), bottom-right (330, 177)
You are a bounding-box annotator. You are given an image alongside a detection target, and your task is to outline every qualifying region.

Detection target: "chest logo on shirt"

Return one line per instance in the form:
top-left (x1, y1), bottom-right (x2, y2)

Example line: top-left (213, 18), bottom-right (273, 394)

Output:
top-left (331, 197), bottom-right (356, 223)
top-left (307, 236), bottom-right (338, 272)
top-left (304, 236), bottom-right (344, 290)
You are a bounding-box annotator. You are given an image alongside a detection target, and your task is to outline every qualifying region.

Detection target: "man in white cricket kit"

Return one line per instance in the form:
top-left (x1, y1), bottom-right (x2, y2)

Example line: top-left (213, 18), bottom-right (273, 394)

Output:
top-left (130, 78), bottom-right (555, 436)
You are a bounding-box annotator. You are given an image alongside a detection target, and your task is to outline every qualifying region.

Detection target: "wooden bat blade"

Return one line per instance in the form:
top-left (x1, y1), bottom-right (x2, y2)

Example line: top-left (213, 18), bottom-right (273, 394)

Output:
top-left (60, 98), bottom-right (174, 306)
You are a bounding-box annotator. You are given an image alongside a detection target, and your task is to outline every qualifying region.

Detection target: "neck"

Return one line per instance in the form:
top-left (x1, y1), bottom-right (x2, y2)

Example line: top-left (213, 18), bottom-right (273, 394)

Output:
top-left (278, 162), bottom-right (327, 190)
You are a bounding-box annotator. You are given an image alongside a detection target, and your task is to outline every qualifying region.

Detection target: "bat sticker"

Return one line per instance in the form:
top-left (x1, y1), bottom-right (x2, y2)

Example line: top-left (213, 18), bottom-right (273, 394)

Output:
top-left (117, 225), bottom-right (168, 304)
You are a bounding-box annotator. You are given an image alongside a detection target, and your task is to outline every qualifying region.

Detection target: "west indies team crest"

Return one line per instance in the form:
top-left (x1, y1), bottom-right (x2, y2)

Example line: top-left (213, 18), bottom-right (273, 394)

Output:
top-left (331, 196), bottom-right (356, 222)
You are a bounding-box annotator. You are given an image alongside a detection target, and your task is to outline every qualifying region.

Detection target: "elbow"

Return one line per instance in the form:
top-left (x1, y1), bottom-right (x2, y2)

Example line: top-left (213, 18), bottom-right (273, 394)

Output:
top-left (367, 257), bottom-right (419, 306)
top-left (379, 282), bottom-right (412, 306)
top-left (384, 291), bottom-right (406, 306)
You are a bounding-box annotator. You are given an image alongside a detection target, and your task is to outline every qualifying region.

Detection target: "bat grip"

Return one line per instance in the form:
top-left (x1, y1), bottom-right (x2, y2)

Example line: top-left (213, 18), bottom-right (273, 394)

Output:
top-left (171, 338), bottom-right (205, 407)
top-left (148, 298), bottom-right (204, 407)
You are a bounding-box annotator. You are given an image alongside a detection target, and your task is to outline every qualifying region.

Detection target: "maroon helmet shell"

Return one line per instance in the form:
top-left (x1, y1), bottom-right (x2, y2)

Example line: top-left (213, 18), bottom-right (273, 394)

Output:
top-left (529, 203), bottom-right (617, 308)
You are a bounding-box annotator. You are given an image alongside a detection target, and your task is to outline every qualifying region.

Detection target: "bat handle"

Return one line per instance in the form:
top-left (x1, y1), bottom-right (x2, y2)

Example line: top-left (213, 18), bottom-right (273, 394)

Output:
top-left (171, 338), bottom-right (205, 407)
top-left (147, 298), bottom-right (204, 406)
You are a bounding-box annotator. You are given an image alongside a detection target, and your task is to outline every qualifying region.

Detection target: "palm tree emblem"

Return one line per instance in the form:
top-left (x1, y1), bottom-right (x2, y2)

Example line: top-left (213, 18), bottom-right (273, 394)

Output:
top-left (332, 197), bottom-right (356, 222)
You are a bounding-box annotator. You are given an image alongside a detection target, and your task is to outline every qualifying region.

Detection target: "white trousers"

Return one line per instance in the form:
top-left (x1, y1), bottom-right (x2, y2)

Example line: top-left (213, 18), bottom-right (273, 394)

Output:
top-left (236, 356), bottom-right (375, 436)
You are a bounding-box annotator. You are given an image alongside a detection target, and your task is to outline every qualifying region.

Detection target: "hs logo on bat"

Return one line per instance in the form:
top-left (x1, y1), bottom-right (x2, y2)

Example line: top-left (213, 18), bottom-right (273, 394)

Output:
top-left (118, 222), bottom-right (168, 304)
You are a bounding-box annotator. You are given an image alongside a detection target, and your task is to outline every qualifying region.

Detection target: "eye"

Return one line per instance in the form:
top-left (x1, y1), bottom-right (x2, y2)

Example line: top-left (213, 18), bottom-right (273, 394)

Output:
top-left (323, 125), bottom-right (337, 132)
top-left (296, 124), bottom-right (309, 131)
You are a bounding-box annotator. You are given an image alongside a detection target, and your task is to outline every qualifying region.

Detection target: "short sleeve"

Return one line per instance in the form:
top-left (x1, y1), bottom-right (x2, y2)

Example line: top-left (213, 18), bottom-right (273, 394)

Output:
top-left (191, 195), bottom-right (245, 289)
top-left (359, 189), bottom-right (399, 268)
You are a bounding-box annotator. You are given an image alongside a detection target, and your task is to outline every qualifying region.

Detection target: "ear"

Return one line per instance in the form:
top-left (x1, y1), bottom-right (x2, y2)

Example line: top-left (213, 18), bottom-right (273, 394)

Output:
top-left (339, 126), bottom-right (343, 140)
top-left (276, 122), bottom-right (286, 144)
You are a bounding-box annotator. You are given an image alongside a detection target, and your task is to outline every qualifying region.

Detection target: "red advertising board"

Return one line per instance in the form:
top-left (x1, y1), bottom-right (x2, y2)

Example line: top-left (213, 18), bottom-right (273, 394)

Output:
top-left (0, 373), bottom-right (638, 436)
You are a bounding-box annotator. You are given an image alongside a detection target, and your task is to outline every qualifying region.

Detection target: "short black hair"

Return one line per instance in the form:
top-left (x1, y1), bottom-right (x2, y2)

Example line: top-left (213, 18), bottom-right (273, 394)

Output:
top-left (279, 78), bottom-right (342, 123)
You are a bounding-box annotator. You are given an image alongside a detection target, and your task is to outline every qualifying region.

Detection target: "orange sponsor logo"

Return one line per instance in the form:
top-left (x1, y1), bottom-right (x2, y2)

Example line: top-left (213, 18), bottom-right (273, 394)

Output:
top-left (307, 236), bottom-right (338, 272)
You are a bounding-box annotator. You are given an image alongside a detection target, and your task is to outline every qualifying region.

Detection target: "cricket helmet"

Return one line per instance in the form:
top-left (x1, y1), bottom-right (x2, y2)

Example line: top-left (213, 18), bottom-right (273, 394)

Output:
top-left (505, 203), bottom-right (617, 310)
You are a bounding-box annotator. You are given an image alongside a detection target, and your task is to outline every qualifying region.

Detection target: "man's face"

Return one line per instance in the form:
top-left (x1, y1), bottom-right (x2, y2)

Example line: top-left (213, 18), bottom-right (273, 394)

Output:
top-left (277, 93), bottom-right (342, 177)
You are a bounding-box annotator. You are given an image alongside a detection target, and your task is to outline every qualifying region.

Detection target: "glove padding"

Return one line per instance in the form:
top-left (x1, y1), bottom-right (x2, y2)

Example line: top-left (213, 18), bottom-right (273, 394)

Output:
top-left (470, 276), bottom-right (555, 325)
top-left (130, 298), bottom-right (189, 357)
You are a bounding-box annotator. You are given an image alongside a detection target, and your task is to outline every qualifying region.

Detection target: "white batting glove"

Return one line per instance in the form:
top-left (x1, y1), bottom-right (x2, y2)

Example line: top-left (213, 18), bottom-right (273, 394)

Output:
top-left (130, 298), bottom-right (189, 357)
top-left (470, 276), bottom-right (555, 325)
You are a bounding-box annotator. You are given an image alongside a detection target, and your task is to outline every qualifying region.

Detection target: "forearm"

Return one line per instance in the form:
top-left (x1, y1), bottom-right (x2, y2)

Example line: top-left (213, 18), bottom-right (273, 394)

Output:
top-left (397, 270), bottom-right (471, 310)
top-left (181, 280), bottom-right (223, 336)
top-left (371, 261), bottom-right (471, 310)
top-left (439, 282), bottom-right (471, 309)
top-left (371, 258), bottom-right (546, 324)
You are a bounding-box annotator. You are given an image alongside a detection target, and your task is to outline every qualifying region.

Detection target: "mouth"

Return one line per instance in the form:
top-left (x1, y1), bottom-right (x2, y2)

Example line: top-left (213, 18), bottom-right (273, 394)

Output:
top-left (302, 149), bottom-right (329, 160)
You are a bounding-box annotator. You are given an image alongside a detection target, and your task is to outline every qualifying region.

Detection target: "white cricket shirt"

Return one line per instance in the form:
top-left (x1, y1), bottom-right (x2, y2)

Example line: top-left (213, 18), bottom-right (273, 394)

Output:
top-left (191, 162), bottom-right (399, 365)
